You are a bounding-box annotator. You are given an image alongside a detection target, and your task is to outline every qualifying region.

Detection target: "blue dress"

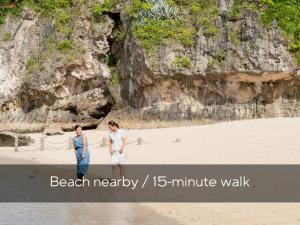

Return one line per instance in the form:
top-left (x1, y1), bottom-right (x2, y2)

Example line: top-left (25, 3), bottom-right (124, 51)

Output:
top-left (73, 134), bottom-right (90, 178)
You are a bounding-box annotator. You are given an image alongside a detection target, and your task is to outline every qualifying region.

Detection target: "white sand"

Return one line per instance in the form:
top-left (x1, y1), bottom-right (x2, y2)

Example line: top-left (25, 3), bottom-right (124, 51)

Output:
top-left (1, 117), bottom-right (300, 225)
top-left (1, 117), bottom-right (300, 164)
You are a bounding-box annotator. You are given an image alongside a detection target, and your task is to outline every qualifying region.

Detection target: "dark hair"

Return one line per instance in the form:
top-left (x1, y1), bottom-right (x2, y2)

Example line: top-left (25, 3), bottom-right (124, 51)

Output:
top-left (108, 120), bottom-right (119, 129)
top-left (74, 124), bottom-right (82, 130)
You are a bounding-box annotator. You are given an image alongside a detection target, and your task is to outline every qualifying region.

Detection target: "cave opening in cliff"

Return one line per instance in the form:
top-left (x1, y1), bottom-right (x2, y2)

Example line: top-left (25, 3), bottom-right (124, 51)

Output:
top-left (110, 12), bottom-right (122, 27)
top-left (107, 12), bottom-right (124, 61)
top-left (97, 11), bottom-right (124, 88)
top-left (61, 124), bottom-right (99, 132)
top-left (81, 124), bottom-right (98, 130)
top-left (98, 11), bottom-right (125, 115)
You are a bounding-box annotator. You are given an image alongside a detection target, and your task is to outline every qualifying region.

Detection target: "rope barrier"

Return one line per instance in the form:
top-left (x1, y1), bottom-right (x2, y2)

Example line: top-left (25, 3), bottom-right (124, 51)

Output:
top-left (22, 148), bottom-right (40, 152)
top-left (44, 146), bottom-right (68, 151)
top-left (44, 143), bottom-right (69, 151)
top-left (88, 141), bottom-right (101, 146)
top-left (45, 147), bottom-right (69, 151)
top-left (125, 138), bottom-right (151, 145)
top-left (21, 145), bottom-right (42, 152)
top-left (23, 142), bottom-right (41, 148)
top-left (44, 139), bottom-right (69, 145)
top-left (45, 142), bottom-right (69, 148)
top-left (12, 135), bottom-right (181, 152)
top-left (126, 139), bottom-right (138, 145)
top-left (140, 138), bottom-right (151, 144)
top-left (19, 141), bottom-right (41, 151)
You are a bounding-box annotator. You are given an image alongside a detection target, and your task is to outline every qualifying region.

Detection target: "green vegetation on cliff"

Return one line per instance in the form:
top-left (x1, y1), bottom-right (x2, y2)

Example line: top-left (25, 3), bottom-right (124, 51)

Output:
top-left (260, 0), bottom-right (300, 65)
top-left (187, 0), bottom-right (219, 36)
top-left (125, 0), bottom-right (218, 51)
top-left (226, 0), bottom-right (259, 20)
top-left (132, 18), bottom-right (194, 50)
top-left (174, 55), bottom-right (192, 68)
top-left (0, 0), bottom-right (84, 23)
top-left (0, 0), bottom-right (23, 23)
top-left (126, 0), bottom-right (300, 66)
top-left (92, 0), bottom-right (119, 22)
top-left (125, 0), bottom-right (192, 50)
top-left (226, 0), bottom-right (300, 65)
top-left (0, 0), bottom-right (87, 82)
top-left (2, 0), bottom-right (300, 66)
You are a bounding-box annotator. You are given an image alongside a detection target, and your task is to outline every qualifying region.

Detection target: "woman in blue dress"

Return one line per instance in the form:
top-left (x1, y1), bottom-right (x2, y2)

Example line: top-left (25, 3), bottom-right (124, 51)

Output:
top-left (73, 125), bottom-right (90, 180)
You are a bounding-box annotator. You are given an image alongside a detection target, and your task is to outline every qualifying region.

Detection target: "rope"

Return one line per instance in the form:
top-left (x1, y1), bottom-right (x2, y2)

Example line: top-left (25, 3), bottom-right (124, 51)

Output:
top-left (45, 142), bottom-right (69, 148)
top-left (22, 148), bottom-right (41, 152)
top-left (88, 141), bottom-right (101, 146)
top-left (21, 145), bottom-right (42, 152)
top-left (44, 143), bottom-right (69, 151)
top-left (126, 139), bottom-right (138, 145)
top-left (13, 135), bottom-right (181, 153)
top-left (44, 143), bottom-right (69, 149)
top-left (19, 142), bottom-right (41, 151)
top-left (140, 138), bottom-right (151, 144)
top-left (44, 146), bottom-right (69, 151)
top-left (45, 147), bottom-right (69, 151)
top-left (45, 139), bottom-right (69, 145)
top-left (22, 142), bottom-right (40, 148)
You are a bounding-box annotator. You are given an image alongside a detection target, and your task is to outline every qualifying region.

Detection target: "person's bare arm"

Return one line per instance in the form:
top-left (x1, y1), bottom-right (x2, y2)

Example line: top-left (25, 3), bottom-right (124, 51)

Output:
top-left (73, 143), bottom-right (76, 155)
top-left (108, 139), bottom-right (114, 155)
top-left (120, 136), bottom-right (126, 153)
top-left (82, 135), bottom-right (87, 159)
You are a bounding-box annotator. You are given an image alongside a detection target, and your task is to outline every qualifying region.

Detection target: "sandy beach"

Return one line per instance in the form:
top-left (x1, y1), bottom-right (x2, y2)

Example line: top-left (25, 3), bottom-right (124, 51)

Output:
top-left (0, 118), bottom-right (300, 225)
top-left (1, 117), bottom-right (300, 164)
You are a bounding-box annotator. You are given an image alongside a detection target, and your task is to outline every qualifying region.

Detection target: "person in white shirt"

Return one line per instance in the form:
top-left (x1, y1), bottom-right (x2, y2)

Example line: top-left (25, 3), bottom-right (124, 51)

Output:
top-left (107, 120), bottom-right (126, 178)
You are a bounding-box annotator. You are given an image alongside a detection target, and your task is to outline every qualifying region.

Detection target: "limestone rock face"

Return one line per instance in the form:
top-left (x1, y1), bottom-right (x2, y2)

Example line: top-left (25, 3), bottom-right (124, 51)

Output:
top-left (120, 1), bottom-right (300, 120)
top-left (0, 1), bottom-right (300, 128)
top-left (43, 124), bottom-right (64, 136)
top-left (0, 10), bottom-right (115, 126)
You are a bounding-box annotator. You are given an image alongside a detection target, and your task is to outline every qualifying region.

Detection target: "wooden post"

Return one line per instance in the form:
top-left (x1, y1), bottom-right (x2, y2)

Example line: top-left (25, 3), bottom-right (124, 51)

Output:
top-left (14, 134), bottom-right (18, 152)
top-left (41, 136), bottom-right (45, 151)
top-left (174, 138), bottom-right (181, 143)
top-left (137, 137), bottom-right (142, 145)
top-left (101, 137), bottom-right (107, 147)
top-left (69, 137), bottom-right (73, 150)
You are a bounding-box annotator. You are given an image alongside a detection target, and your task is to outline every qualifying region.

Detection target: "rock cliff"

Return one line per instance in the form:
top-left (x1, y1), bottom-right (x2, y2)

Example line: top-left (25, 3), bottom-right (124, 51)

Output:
top-left (0, 2), bottom-right (116, 127)
top-left (120, 0), bottom-right (300, 120)
top-left (0, 0), bottom-right (299, 129)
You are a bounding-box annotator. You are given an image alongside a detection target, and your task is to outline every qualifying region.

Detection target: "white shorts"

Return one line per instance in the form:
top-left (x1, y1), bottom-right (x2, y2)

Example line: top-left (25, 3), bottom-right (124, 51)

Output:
top-left (111, 152), bottom-right (127, 165)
